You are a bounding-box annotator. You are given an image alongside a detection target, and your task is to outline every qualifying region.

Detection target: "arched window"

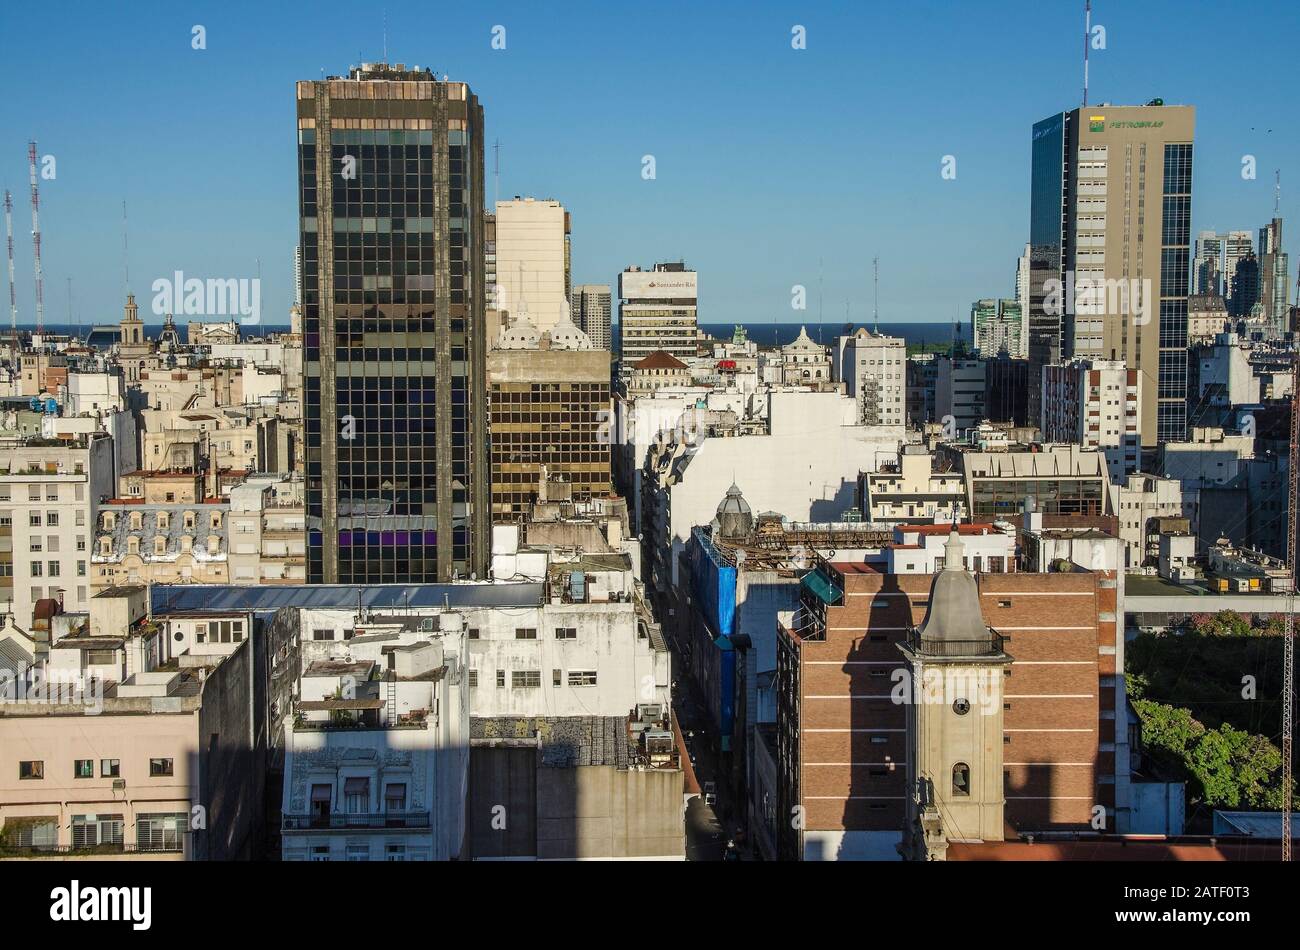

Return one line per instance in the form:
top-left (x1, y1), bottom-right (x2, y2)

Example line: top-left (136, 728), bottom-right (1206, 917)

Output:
top-left (952, 763), bottom-right (971, 796)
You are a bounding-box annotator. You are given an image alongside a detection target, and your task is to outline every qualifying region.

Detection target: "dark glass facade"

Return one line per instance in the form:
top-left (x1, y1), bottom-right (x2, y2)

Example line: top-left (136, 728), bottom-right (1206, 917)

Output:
top-left (1158, 142), bottom-right (1193, 443)
top-left (1027, 112), bottom-right (1070, 430)
top-left (298, 66), bottom-right (488, 583)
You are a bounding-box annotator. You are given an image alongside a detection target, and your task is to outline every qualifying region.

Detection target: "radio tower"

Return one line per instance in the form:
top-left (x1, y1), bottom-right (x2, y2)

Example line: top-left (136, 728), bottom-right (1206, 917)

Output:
top-left (1082, 0), bottom-right (1091, 107)
top-left (872, 256), bottom-right (880, 334)
top-left (28, 142), bottom-right (45, 336)
top-left (4, 190), bottom-right (17, 334)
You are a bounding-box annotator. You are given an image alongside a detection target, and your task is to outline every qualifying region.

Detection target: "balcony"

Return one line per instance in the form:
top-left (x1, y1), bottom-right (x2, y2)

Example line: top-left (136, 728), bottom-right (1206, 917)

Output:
top-left (0, 842), bottom-right (182, 857)
top-left (282, 811), bottom-right (430, 831)
top-left (904, 630), bottom-right (1007, 658)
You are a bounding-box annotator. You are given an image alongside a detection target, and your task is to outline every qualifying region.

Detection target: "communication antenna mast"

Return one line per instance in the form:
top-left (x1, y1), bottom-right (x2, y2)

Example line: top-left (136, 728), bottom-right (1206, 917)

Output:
top-left (492, 139), bottom-right (501, 210)
top-left (1082, 0), bottom-right (1091, 108)
top-left (121, 201), bottom-right (130, 294)
top-left (1276, 169), bottom-right (1282, 216)
top-left (4, 191), bottom-right (16, 334)
top-left (873, 255), bottom-right (880, 334)
top-left (28, 142), bottom-right (45, 336)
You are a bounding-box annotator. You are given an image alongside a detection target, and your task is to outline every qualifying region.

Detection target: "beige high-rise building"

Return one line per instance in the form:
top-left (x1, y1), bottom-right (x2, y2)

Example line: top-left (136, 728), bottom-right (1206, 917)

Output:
top-left (495, 197), bottom-right (570, 335)
top-left (1028, 103), bottom-right (1195, 446)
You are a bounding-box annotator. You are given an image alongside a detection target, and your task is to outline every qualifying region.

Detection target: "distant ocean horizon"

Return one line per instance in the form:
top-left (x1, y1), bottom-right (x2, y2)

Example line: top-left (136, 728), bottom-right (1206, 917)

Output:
top-left (32, 322), bottom-right (292, 341)
top-left (31, 319), bottom-right (967, 351)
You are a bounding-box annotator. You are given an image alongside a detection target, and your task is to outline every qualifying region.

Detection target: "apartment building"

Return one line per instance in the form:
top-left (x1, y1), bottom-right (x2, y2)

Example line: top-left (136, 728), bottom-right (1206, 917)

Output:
top-left (0, 588), bottom-right (268, 859)
top-left (1042, 360), bottom-right (1141, 483)
top-left (776, 527), bottom-right (1103, 860)
top-left (0, 433), bottom-right (114, 626)
top-left (836, 328), bottom-right (907, 426)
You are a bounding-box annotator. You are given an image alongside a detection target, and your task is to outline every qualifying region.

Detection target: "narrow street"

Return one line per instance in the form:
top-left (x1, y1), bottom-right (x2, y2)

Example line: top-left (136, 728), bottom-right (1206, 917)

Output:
top-left (667, 620), bottom-right (748, 861)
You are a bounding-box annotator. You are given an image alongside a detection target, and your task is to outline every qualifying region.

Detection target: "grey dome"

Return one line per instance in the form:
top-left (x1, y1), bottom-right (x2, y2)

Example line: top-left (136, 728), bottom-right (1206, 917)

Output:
top-left (915, 531), bottom-right (989, 643)
top-left (716, 483), bottom-right (754, 541)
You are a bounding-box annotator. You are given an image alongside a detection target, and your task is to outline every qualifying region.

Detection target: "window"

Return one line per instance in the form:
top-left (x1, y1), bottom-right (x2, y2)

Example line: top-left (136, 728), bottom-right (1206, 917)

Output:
top-left (512, 670), bottom-right (540, 688)
top-left (310, 846), bottom-right (330, 861)
top-left (567, 670), bottom-right (598, 687)
top-left (101, 758), bottom-right (120, 777)
top-left (554, 626), bottom-right (577, 640)
top-left (149, 758), bottom-right (174, 777)
top-left (7, 817), bottom-right (57, 850)
top-left (466, 627), bottom-right (480, 640)
top-left (346, 844), bottom-right (369, 862)
top-left (514, 627), bottom-right (537, 640)
top-left (47, 512), bottom-right (58, 527)
top-left (29, 512), bottom-right (42, 527)
top-left (30, 561), bottom-right (42, 577)
top-left (496, 670), bottom-right (505, 688)
top-left (48, 561), bottom-right (60, 577)
top-left (72, 814), bottom-right (124, 849)
top-left (553, 668), bottom-right (562, 686)
top-left (86, 649), bottom-right (116, 666)
top-left (385, 844), bottom-right (406, 862)
top-left (312, 628), bottom-right (335, 641)
top-left (467, 669), bottom-right (478, 688)
top-left (310, 784), bottom-right (332, 822)
top-left (74, 759), bottom-right (93, 779)
top-left (19, 760), bottom-right (43, 780)
top-left (344, 776), bottom-right (369, 813)
top-left (385, 783), bottom-right (407, 812)
top-left (137, 813), bottom-right (188, 852)
top-left (952, 763), bottom-right (971, 796)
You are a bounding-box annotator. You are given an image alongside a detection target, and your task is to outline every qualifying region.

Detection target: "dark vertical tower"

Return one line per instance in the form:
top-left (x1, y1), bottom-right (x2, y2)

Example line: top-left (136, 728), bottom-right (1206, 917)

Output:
top-left (298, 64), bottom-right (488, 584)
top-left (1026, 111), bottom-right (1072, 432)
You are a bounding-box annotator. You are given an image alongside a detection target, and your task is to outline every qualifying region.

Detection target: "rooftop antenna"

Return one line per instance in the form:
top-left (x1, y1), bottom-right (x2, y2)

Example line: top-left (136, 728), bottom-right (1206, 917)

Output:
top-left (872, 255), bottom-right (880, 334)
top-left (817, 256), bottom-right (824, 343)
top-left (28, 142), bottom-right (45, 336)
top-left (1283, 346), bottom-right (1299, 862)
top-left (1275, 169), bottom-right (1282, 216)
top-left (383, 8), bottom-right (388, 63)
top-left (493, 139), bottom-right (501, 210)
top-left (1082, 0), bottom-right (1091, 108)
top-left (121, 200), bottom-right (130, 295)
top-left (4, 191), bottom-right (16, 334)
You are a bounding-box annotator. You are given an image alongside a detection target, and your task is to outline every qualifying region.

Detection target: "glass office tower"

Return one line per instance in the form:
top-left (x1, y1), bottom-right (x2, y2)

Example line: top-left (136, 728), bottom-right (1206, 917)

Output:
top-left (1028, 104), bottom-right (1195, 447)
top-left (297, 64), bottom-right (488, 583)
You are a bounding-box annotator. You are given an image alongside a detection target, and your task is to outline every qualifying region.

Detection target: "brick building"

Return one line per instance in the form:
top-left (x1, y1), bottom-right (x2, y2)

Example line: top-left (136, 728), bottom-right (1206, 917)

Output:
top-left (777, 525), bottom-right (1105, 860)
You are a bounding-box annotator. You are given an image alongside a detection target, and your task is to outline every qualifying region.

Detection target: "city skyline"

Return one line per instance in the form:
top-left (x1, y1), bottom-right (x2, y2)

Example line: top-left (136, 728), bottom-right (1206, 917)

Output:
top-left (1, 0), bottom-right (1297, 330)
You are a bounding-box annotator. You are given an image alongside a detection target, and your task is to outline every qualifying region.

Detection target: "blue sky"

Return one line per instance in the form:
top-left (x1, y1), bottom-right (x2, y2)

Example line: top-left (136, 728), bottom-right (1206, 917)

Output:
top-left (1, 0), bottom-right (1297, 329)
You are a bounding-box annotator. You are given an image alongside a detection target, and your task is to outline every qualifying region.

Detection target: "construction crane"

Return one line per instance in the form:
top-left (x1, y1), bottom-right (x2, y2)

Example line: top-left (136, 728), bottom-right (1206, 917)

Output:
top-left (4, 190), bottom-right (16, 334)
top-left (28, 141), bottom-right (44, 336)
top-left (1285, 292), bottom-right (1300, 862)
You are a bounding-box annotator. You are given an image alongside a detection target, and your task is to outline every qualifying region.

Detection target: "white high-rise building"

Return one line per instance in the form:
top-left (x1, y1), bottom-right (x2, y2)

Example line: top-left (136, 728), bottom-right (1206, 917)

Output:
top-left (1194, 230), bottom-right (1254, 298)
top-left (572, 284), bottom-right (612, 351)
top-left (618, 262), bottom-right (698, 364)
top-left (835, 328), bottom-right (906, 426)
top-left (1015, 243), bottom-right (1030, 336)
top-left (1042, 359), bottom-right (1141, 483)
top-left (495, 197), bottom-right (570, 335)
